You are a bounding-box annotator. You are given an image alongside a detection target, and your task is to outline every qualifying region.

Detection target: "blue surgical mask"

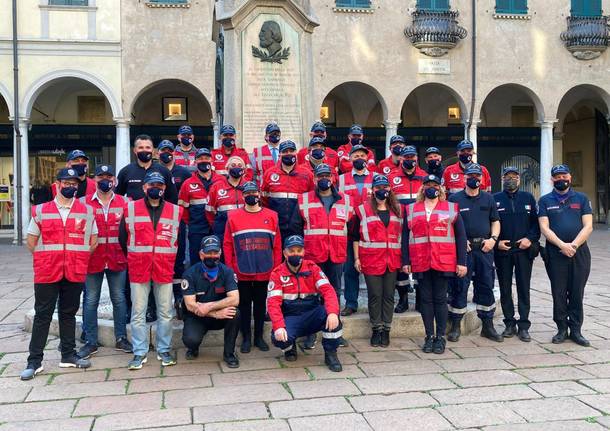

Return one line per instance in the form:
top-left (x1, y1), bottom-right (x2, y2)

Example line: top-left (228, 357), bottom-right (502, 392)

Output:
top-left (317, 178), bottom-right (332, 191)
top-left (72, 164), bottom-right (87, 176)
top-left (391, 146), bottom-right (403, 156)
top-left (459, 153), bottom-right (472, 164)
top-left (159, 152), bottom-right (173, 164)
top-left (287, 255), bottom-right (303, 267)
top-left (311, 149), bottom-right (325, 160)
top-left (229, 167), bottom-right (244, 178)
top-left (146, 187), bottom-right (164, 200)
top-left (97, 179), bottom-right (113, 193)
top-left (466, 177), bottom-right (481, 189)
top-left (402, 159), bottom-right (416, 170)
top-left (424, 187), bottom-right (439, 199)
top-left (268, 135), bottom-right (281, 144)
top-left (60, 186), bottom-right (77, 199)
top-left (180, 137), bottom-right (192, 146)
top-left (222, 138), bottom-right (235, 148)
top-left (282, 155), bottom-right (296, 166)
top-left (350, 137), bottom-right (361, 146)
top-left (352, 159), bottom-right (367, 171)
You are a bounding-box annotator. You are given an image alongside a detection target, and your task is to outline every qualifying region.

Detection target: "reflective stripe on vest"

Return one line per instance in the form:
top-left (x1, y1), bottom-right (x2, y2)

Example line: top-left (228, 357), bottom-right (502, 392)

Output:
top-left (189, 198), bottom-right (207, 205)
top-left (266, 192), bottom-right (298, 199)
top-left (282, 293), bottom-right (317, 300)
top-left (231, 228), bottom-right (277, 237)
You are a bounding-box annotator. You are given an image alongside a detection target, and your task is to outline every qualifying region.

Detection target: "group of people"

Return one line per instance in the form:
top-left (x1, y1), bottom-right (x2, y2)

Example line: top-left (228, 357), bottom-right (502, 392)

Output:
top-left (20, 121), bottom-right (594, 380)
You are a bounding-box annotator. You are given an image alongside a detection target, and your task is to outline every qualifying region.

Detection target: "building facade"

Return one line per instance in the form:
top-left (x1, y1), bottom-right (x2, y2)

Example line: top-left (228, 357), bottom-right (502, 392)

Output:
top-left (0, 0), bottom-right (609, 239)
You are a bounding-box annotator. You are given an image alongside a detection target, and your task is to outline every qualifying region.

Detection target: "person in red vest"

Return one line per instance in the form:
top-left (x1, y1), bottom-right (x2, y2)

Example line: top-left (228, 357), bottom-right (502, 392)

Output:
top-left (21, 168), bottom-right (98, 380)
top-left (206, 156), bottom-right (247, 247)
top-left (402, 174), bottom-right (468, 354)
top-left (296, 163), bottom-right (353, 347)
top-left (251, 122), bottom-right (281, 183)
top-left (223, 181), bottom-right (282, 353)
top-left (267, 235), bottom-right (343, 372)
top-left (51, 150), bottom-right (96, 199)
top-left (337, 144), bottom-right (374, 317)
top-left (119, 171), bottom-right (184, 370)
top-left (297, 123), bottom-right (339, 170)
top-left (212, 125), bottom-right (253, 180)
top-left (378, 135), bottom-right (406, 175)
top-left (173, 125), bottom-right (198, 170)
top-left (78, 165), bottom-right (132, 361)
top-left (337, 124), bottom-right (377, 174)
top-left (442, 140), bottom-right (492, 195)
top-left (261, 140), bottom-right (314, 243)
top-left (389, 145), bottom-right (427, 313)
top-left (179, 148), bottom-right (225, 266)
top-left (350, 174), bottom-right (402, 348)
top-left (299, 137), bottom-right (339, 183)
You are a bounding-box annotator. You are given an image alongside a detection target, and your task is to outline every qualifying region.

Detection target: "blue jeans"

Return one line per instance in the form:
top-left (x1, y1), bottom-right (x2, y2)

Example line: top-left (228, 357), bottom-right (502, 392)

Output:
top-left (343, 242), bottom-right (360, 310)
top-left (84, 270), bottom-right (127, 345)
top-left (130, 282), bottom-right (174, 356)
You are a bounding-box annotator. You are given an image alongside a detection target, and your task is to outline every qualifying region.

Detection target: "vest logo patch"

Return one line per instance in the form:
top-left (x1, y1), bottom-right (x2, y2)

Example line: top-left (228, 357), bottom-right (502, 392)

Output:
top-left (383, 167), bottom-right (391, 174)
top-left (189, 183), bottom-right (200, 190)
top-left (215, 154), bottom-right (223, 161)
top-left (451, 173), bottom-right (460, 180)
top-left (280, 275), bottom-right (291, 283)
top-left (337, 151), bottom-right (344, 157)
top-left (393, 177), bottom-right (402, 185)
top-left (181, 279), bottom-right (189, 290)
top-left (271, 173), bottom-right (280, 182)
top-left (218, 189), bottom-right (227, 197)
top-left (268, 281), bottom-right (275, 291)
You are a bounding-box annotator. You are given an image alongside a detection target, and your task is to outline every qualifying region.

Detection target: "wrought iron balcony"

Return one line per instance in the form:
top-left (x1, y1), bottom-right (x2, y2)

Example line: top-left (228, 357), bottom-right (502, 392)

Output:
top-left (404, 9), bottom-right (467, 57)
top-left (560, 15), bottom-right (610, 60)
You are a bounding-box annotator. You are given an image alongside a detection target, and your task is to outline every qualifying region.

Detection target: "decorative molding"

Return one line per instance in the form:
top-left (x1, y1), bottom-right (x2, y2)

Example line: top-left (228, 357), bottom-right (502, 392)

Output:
top-left (145, 1), bottom-right (190, 8)
top-left (493, 13), bottom-right (531, 20)
top-left (332, 7), bottom-right (374, 14)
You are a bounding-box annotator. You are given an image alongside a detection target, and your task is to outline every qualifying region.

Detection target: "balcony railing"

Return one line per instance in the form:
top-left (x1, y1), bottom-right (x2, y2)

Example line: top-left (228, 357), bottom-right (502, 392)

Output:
top-left (560, 15), bottom-right (610, 60)
top-left (404, 9), bottom-right (467, 57)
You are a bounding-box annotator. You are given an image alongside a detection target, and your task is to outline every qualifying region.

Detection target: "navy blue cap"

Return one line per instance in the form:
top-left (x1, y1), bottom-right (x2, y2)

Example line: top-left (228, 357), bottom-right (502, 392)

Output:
top-left (372, 174), bottom-right (390, 188)
top-left (200, 235), bottom-right (221, 252)
top-left (311, 122), bottom-right (326, 132)
top-left (551, 164), bottom-right (570, 176)
top-left (457, 140), bottom-right (474, 151)
top-left (349, 144), bottom-right (368, 156)
top-left (95, 164), bottom-right (115, 176)
top-left (390, 135), bottom-right (405, 145)
top-left (423, 174), bottom-right (442, 185)
top-left (57, 168), bottom-right (80, 181)
top-left (242, 181), bottom-right (259, 194)
top-left (349, 124), bottom-right (364, 135)
top-left (279, 140), bottom-right (297, 153)
top-left (265, 123), bottom-right (281, 134)
top-left (143, 171), bottom-right (165, 185)
top-left (502, 166), bottom-right (520, 176)
top-left (220, 124), bottom-right (236, 135)
top-left (158, 140), bottom-right (175, 152)
top-left (464, 163), bottom-right (483, 176)
top-left (284, 235), bottom-right (304, 249)
top-left (401, 145), bottom-right (417, 157)
top-left (178, 125), bottom-right (193, 135)
top-left (314, 163), bottom-right (332, 176)
top-left (426, 146), bottom-right (441, 155)
top-left (309, 137), bottom-right (326, 147)
top-left (195, 148), bottom-right (212, 158)
top-left (67, 149), bottom-right (88, 161)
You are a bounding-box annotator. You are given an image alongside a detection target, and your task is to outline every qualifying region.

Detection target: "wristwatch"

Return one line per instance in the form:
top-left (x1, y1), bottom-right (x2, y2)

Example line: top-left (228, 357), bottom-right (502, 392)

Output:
top-left (490, 235), bottom-right (498, 242)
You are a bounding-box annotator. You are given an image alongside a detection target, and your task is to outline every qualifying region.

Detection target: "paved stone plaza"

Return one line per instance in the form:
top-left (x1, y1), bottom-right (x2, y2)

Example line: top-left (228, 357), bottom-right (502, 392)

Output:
top-left (0, 230), bottom-right (609, 430)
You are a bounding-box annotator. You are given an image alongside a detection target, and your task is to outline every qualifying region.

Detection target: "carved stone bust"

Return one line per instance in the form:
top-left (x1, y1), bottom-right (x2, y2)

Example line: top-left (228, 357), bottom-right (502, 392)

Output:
top-left (259, 20), bottom-right (283, 57)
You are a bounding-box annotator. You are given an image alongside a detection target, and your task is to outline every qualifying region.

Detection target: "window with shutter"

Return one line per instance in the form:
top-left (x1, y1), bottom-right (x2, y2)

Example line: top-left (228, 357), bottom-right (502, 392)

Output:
top-left (336, 0), bottom-right (371, 7)
top-left (571, 0), bottom-right (602, 16)
top-left (496, 0), bottom-right (528, 14)
top-left (48, 0), bottom-right (88, 5)
top-left (416, 0), bottom-right (450, 11)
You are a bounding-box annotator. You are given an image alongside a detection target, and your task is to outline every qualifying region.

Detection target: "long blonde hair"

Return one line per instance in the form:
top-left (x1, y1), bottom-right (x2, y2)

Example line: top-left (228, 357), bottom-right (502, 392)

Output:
top-left (415, 184), bottom-right (446, 203)
top-left (369, 189), bottom-right (402, 217)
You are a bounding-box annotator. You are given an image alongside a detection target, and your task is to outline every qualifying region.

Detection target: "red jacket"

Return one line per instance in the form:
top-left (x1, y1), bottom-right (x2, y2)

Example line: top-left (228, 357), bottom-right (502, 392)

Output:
top-left (51, 177), bottom-right (96, 198)
top-left (124, 199), bottom-right (183, 284)
top-left (405, 200), bottom-right (459, 273)
top-left (356, 202), bottom-right (402, 275)
top-left (211, 147), bottom-right (253, 180)
top-left (300, 162), bottom-right (339, 185)
top-left (389, 167), bottom-right (427, 204)
top-left (206, 178), bottom-right (246, 238)
top-left (223, 207), bottom-right (282, 281)
top-left (443, 162), bottom-right (492, 194)
top-left (298, 191), bottom-right (353, 264)
top-left (378, 156), bottom-right (400, 176)
top-left (267, 260), bottom-right (340, 331)
top-left (31, 199), bottom-right (94, 283)
top-left (174, 145), bottom-right (198, 169)
top-left (252, 145), bottom-right (279, 182)
top-left (336, 143), bottom-right (377, 174)
top-left (338, 170), bottom-right (374, 209)
top-left (297, 147), bottom-right (339, 170)
top-left (83, 193), bottom-right (129, 273)
top-left (178, 172), bottom-right (224, 230)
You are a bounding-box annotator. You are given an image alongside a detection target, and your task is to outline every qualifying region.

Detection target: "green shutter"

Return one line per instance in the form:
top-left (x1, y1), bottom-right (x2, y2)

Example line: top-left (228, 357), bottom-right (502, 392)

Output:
top-left (335, 0), bottom-right (370, 7)
top-left (496, 0), bottom-right (527, 14)
top-left (572, 0), bottom-right (602, 16)
top-left (417, 0), bottom-right (449, 11)
top-left (148, 0), bottom-right (188, 3)
top-left (49, 0), bottom-right (89, 5)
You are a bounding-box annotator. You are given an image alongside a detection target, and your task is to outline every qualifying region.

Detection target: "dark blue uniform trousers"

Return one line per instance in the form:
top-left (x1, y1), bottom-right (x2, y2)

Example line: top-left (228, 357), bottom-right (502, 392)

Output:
top-left (271, 305), bottom-right (343, 353)
top-left (448, 249), bottom-right (496, 320)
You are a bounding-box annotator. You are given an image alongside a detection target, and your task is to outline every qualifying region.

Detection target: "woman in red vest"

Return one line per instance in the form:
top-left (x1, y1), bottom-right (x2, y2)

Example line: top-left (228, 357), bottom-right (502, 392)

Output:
top-left (350, 174), bottom-right (402, 348)
top-left (402, 174), bottom-right (468, 354)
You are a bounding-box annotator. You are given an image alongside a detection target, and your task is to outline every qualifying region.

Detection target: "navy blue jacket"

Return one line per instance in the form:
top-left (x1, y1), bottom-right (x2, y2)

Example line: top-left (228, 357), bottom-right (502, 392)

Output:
top-left (493, 190), bottom-right (540, 243)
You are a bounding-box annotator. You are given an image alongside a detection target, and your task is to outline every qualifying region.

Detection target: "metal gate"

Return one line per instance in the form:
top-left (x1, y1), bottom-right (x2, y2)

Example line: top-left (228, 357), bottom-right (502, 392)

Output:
top-left (501, 155), bottom-right (540, 199)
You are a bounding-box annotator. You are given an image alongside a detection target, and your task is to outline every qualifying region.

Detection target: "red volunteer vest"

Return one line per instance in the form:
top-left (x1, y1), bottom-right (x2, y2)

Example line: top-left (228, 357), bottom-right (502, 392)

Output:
top-left (124, 199), bottom-right (183, 284)
top-left (357, 202), bottom-right (402, 276)
top-left (31, 199), bottom-right (94, 283)
top-left (211, 148), bottom-right (253, 180)
top-left (378, 156), bottom-right (400, 175)
top-left (253, 145), bottom-right (278, 181)
top-left (298, 191), bottom-right (353, 264)
top-left (84, 193), bottom-right (129, 273)
top-left (406, 200), bottom-right (458, 273)
top-left (174, 146), bottom-right (198, 168)
top-left (338, 171), bottom-right (374, 208)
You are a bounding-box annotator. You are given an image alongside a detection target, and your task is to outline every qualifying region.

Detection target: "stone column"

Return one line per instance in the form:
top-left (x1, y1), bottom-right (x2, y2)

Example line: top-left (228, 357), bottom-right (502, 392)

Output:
top-left (384, 119), bottom-right (399, 157)
top-left (211, 117), bottom-right (219, 149)
top-left (114, 118), bottom-right (131, 172)
top-left (552, 131), bottom-right (564, 165)
top-left (12, 118), bottom-right (30, 243)
top-left (539, 120), bottom-right (555, 196)
top-left (468, 122), bottom-right (478, 162)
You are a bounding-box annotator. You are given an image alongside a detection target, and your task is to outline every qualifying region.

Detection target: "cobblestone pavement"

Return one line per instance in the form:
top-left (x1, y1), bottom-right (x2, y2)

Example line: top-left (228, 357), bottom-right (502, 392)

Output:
top-left (0, 230), bottom-right (609, 430)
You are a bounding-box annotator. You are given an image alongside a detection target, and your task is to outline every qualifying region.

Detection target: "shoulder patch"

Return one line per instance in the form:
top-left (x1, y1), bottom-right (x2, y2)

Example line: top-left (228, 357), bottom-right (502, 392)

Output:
top-left (181, 279), bottom-right (189, 290)
top-left (267, 281), bottom-right (275, 291)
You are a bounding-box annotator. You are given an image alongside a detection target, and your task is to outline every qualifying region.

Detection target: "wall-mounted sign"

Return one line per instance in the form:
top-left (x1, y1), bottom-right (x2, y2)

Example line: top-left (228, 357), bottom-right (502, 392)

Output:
top-left (418, 59), bottom-right (450, 75)
top-left (0, 185), bottom-right (9, 202)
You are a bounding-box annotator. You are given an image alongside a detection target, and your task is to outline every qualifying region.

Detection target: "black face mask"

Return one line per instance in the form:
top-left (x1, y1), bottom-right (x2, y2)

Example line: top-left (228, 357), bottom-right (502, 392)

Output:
top-left (553, 179), bottom-right (570, 191)
top-left (222, 138), bottom-right (235, 148)
top-left (374, 189), bottom-right (389, 201)
top-left (244, 195), bottom-right (259, 206)
top-left (459, 153), bottom-right (473, 164)
top-left (317, 178), bottom-right (332, 191)
top-left (197, 162), bottom-right (211, 173)
top-left (203, 257), bottom-right (220, 268)
top-left (287, 255), bottom-right (303, 267)
top-left (466, 177), bottom-right (481, 189)
top-left (282, 155), bottom-right (296, 166)
top-left (311, 149), bottom-right (325, 160)
top-left (146, 187), bottom-right (163, 200)
top-left (72, 164), bottom-right (87, 176)
top-left (402, 159), bottom-right (416, 170)
top-left (391, 146), bottom-right (403, 156)
top-left (180, 137), bottom-right (192, 146)
top-left (97, 179), bottom-right (113, 193)
top-left (159, 152), bottom-right (173, 164)
top-left (228, 167), bottom-right (244, 178)
top-left (350, 137), bottom-right (362, 146)
top-left (427, 159), bottom-right (441, 170)
top-left (424, 187), bottom-right (439, 199)
top-left (352, 159), bottom-right (367, 171)
top-left (503, 178), bottom-right (519, 192)
top-left (60, 186), bottom-right (77, 199)
top-left (268, 135), bottom-right (281, 144)
top-left (137, 151), bottom-right (153, 163)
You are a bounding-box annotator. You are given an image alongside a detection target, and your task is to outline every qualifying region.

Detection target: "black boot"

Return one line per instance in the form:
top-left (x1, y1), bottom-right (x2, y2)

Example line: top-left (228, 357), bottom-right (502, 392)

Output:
top-left (481, 319), bottom-right (504, 342)
top-left (370, 330), bottom-right (382, 347)
top-left (422, 335), bottom-right (434, 353)
top-left (552, 326), bottom-right (568, 344)
top-left (380, 329), bottom-right (390, 348)
top-left (394, 291), bottom-right (409, 314)
top-left (284, 344), bottom-right (298, 362)
top-left (502, 323), bottom-right (517, 338)
top-left (254, 337), bottom-right (269, 351)
top-left (447, 319), bottom-right (461, 342)
top-left (240, 336), bottom-right (252, 353)
top-left (569, 329), bottom-right (591, 347)
top-left (324, 351), bottom-right (342, 372)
